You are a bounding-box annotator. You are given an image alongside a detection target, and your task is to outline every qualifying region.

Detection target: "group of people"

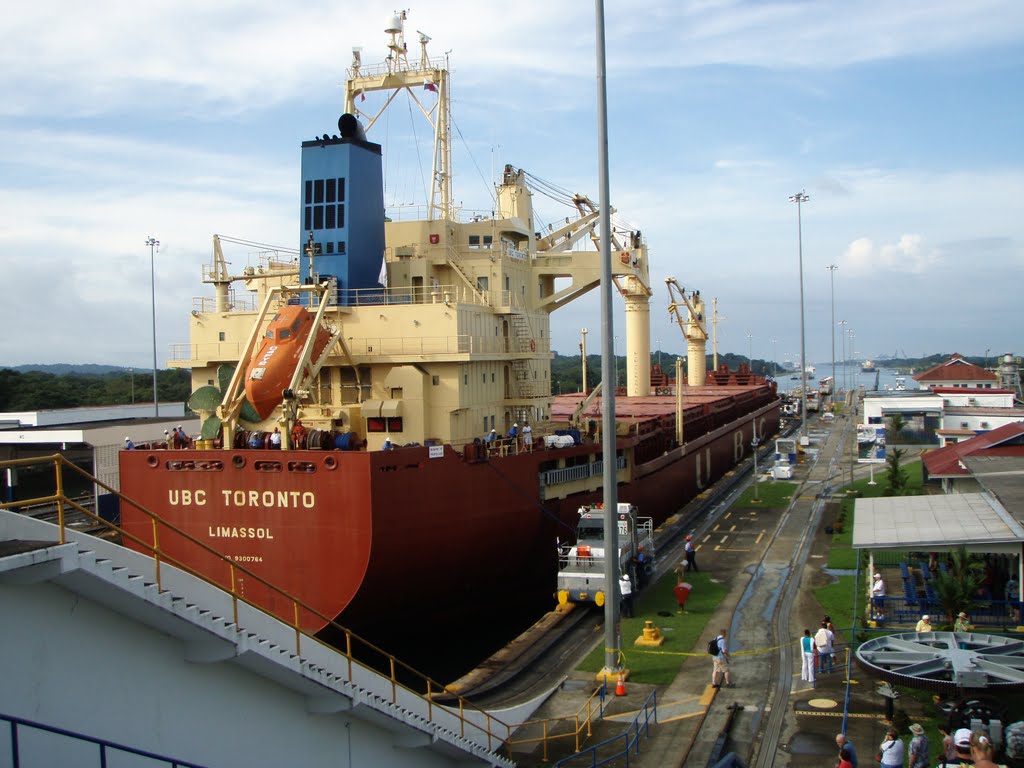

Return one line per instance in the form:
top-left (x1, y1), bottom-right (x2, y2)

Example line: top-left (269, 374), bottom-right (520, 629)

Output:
top-left (482, 422), bottom-right (534, 453)
top-left (247, 427), bottom-right (284, 449)
top-left (855, 724), bottom-right (1001, 768)
top-left (125, 425), bottom-right (190, 451)
top-left (800, 616), bottom-right (836, 686)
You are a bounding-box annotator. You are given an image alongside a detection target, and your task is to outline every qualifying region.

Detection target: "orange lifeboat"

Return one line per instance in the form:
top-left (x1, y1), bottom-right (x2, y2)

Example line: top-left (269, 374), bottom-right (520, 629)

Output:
top-left (245, 303), bottom-right (332, 419)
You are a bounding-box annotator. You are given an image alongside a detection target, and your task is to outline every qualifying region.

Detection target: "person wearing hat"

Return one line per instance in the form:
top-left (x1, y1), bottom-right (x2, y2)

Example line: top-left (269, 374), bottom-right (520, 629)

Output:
top-left (954, 611), bottom-right (973, 633)
top-left (124, 436), bottom-right (135, 450)
top-left (175, 425), bottom-right (188, 448)
top-left (915, 614), bottom-right (933, 633)
top-left (163, 429), bottom-right (171, 449)
top-left (908, 723), bottom-right (929, 768)
top-left (936, 728), bottom-right (975, 767)
top-left (870, 572), bottom-right (886, 621)
top-left (684, 534), bottom-right (699, 572)
top-left (618, 572), bottom-right (634, 618)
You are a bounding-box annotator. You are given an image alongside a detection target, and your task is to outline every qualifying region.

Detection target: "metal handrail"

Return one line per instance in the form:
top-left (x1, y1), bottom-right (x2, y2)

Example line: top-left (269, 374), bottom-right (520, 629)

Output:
top-left (554, 688), bottom-right (658, 767)
top-left (504, 681), bottom-right (608, 762)
top-left (0, 454), bottom-right (512, 751)
top-left (1, 710), bottom-right (206, 767)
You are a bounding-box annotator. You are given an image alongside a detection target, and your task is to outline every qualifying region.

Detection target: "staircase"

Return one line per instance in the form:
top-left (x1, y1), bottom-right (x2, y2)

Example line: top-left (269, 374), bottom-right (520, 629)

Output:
top-left (0, 508), bottom-right (515, 767)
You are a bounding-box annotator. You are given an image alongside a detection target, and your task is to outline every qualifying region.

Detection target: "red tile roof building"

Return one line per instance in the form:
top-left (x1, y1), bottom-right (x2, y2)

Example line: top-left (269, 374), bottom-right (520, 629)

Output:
top-left (913, 353), bottom-right (997, 390)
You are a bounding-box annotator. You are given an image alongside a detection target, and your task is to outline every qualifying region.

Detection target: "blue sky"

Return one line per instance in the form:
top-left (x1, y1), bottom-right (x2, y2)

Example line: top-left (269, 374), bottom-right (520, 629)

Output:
top-left (2, 1), bottom-right (1022, 369)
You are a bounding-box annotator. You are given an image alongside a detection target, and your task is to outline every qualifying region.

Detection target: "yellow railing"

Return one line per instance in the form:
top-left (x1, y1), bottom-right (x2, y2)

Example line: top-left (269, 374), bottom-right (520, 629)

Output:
top-left (0, 454), bottom-right (512, 752)
top-left (504, 681), bottom-right (607, 762)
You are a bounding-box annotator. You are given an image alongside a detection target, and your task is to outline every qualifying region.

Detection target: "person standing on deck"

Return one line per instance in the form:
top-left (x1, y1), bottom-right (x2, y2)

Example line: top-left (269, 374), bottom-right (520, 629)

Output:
top-left (269, 427), bottom-right (282, 449)
top-left (522, 422), bottom-right (533, 451)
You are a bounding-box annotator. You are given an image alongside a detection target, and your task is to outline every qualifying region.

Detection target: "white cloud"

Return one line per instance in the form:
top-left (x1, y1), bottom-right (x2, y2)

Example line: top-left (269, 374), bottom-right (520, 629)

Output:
top-left (841, 234), bottom-right (941, 275)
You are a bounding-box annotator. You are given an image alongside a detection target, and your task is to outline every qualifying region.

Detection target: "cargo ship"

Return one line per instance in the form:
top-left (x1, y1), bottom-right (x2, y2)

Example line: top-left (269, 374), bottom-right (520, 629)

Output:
top-left (118, 13), bottom-right (780, 680)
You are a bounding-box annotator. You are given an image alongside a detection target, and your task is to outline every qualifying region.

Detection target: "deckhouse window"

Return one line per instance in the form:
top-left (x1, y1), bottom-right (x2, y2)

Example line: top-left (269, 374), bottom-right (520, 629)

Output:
top-left (279, 329), bottom-right (291, 340)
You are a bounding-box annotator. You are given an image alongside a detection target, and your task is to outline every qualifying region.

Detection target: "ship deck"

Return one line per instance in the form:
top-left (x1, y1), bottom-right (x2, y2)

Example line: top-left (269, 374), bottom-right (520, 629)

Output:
top-left (550, 384), bottom-right (774, 422)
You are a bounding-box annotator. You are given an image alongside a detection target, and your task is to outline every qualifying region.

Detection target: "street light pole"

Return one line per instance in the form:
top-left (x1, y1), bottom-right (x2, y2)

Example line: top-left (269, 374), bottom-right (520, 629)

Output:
top-left (747, 331), bottom-right (753, 373)
top-left (838, 320), bottom-right (847, 394)
top-left (789, 192), bottom-right (809, 437)
top-left (751, 421), bottom-right (761, 503)
top-left (146, 236), bottom-right (160, 417)
top-left (826, 264), bottom-right (837, 404)
top-left (770, 338), bottom-right (777, 377)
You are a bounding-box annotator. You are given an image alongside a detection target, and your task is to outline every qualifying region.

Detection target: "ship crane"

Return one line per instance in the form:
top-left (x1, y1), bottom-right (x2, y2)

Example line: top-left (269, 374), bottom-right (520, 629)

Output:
top-left (665, 278), bottom-right (708, 387)
top-left (204, 235), bottom-right (300, 312)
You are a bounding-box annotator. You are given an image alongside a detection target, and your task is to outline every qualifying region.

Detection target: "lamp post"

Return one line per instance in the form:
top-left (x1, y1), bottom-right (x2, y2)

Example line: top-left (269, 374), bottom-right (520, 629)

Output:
top-left (838, 320), bottom-right (847, 394)
top-left (746, 331), bottom-right (753, 373)
top-left (751, 422), bottom-right (761, 503)
top-left (826, 264), bottom-right (837, 404)
top-left (789, 191), bottom-right (809, 437)
top-left (129, 367), bottom-right (135, 404)
top-left (770, 338), bottom-right (777, 377)
top-left (146, 236), bottom-right (160, 417)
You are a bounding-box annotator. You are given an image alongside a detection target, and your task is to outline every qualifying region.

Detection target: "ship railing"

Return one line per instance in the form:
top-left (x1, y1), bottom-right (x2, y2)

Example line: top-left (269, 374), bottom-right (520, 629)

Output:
top-left (168, 332), bottom-right (549, 363)
top-left (350, 56), bottom-right (448, 80)
top-left (0, 454), bottom-right (516, 754)
top-left (191, 293), bottom-right (258, 313)
top-left (540, 456), bottom-right (626, 488)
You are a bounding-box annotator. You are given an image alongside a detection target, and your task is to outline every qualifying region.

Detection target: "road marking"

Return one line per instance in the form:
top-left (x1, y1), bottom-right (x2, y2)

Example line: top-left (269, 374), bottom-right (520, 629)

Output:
top-left (755, 530), bottom-right (765, 544)
top-left (724, 512), bottom-right (732, 520)
top-left (712, 524), bottom-right (720, 532)
top-left (729, 525), bottom-right (737, 532)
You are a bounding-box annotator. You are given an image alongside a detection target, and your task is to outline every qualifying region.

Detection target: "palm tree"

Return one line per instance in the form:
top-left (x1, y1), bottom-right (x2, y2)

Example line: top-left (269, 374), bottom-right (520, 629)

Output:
top-left (884, 447), bottom-right (908, 495)
top-left (931, 545), bottom-right (985, 625)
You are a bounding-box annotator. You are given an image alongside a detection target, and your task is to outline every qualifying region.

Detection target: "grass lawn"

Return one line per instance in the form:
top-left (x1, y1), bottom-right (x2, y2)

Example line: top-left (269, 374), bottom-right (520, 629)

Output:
top-left (735, 480), bottom-right (797, 508)
top-left (577, 569), bottom-right (729, 685)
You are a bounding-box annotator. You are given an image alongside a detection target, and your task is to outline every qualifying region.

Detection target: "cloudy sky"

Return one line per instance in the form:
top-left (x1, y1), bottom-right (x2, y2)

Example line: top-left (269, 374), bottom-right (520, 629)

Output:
top-left (2, 1), bottom-right (1022, 369)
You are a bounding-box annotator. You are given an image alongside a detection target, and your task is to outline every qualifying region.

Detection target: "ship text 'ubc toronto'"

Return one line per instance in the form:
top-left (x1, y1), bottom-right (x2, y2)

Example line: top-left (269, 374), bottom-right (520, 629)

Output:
top-left (167, 489), bottom-right (316, 509)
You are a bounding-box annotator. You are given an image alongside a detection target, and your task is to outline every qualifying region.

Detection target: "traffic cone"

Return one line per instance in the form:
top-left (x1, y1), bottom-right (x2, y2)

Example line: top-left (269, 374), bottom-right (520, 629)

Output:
top-left (615, 672), bottom-right (627, 697)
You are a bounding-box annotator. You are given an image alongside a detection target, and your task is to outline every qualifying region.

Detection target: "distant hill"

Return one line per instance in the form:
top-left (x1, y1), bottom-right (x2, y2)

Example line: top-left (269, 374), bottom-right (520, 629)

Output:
top-left (4, 364), bottom-right (129, 375)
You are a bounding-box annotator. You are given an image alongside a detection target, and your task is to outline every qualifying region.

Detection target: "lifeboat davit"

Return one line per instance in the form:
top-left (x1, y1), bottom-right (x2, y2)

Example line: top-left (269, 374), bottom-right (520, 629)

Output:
top-left (245, 303), bottom-right (332, 419)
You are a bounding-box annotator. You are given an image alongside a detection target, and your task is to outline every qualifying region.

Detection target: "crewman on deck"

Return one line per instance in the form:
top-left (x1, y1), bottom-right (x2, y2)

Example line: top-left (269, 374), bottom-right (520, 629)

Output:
top-left (124, 436), bottom-right (135, 450)
top-left (292, 420), bottom-right (307, 448)
top-left (269, 427), bottom-right (282, 449)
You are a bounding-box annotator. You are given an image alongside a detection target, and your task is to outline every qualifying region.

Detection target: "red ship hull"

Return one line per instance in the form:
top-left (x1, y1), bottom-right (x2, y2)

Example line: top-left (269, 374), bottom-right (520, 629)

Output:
top-left (119, 386), bottom-right (779, 678)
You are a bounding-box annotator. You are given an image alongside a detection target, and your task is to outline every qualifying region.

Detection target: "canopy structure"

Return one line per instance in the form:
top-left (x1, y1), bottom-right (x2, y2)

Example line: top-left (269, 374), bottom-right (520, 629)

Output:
top-left (853, 492), bottom-right (1024, 555)
top-left (853, 491), bottom-right (1024, 596)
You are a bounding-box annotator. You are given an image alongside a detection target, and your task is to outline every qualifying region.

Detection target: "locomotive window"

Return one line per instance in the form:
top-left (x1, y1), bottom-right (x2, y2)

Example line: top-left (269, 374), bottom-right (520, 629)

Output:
top-left (279, 329), bottom-right (291, 340)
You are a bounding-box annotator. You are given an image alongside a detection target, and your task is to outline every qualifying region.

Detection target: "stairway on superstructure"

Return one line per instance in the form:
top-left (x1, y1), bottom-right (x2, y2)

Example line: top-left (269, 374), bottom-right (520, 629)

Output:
top-left (0, 508), bottom-right (518, 768)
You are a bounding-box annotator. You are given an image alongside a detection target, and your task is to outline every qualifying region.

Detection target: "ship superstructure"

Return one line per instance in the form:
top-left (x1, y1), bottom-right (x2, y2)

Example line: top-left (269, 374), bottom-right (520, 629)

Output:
top-left (172, 12), bottom-right (650, 449)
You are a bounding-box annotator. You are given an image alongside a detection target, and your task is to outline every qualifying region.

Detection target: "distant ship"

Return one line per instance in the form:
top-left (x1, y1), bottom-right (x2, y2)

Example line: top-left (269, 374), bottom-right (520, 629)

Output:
top-left (118, 12), bottom-right (781, 680)
top-left (861, 359), bottom-right (877, 373)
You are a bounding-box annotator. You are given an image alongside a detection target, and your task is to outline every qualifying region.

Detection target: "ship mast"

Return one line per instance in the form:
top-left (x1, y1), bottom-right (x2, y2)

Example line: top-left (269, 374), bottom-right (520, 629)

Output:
top-left (345, 11), bottom-right (451, 221)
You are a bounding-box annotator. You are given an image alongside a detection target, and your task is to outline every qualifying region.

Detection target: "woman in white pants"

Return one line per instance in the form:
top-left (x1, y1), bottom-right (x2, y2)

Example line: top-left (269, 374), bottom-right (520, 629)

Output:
top-left (800, 629), bottom-right (815, 686)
